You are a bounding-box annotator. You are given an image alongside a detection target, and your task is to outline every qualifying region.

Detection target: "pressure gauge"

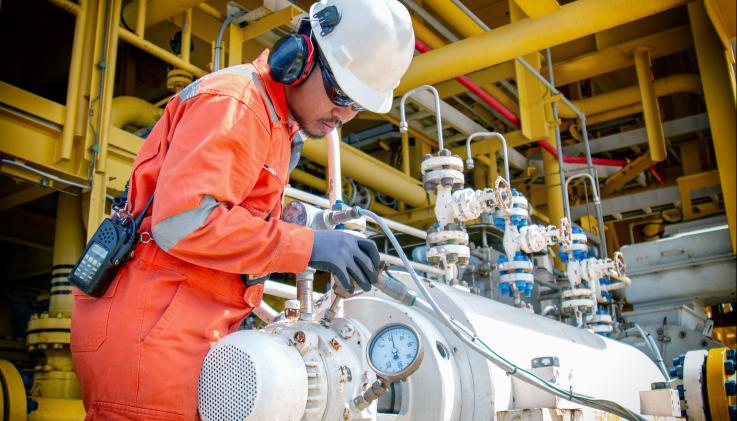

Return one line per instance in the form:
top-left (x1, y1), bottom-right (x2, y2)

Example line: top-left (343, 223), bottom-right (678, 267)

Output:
top-left (367, 323), bottom-right (424, 382)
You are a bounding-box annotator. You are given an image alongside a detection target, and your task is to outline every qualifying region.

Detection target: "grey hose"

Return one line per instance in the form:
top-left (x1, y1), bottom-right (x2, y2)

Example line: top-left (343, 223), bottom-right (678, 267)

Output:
top-left (358, 208), bottom-right (646, 421)
top-left (213, 10), bottom-right (246, 71)
top-left (633, 324), bottom-right (670, 383)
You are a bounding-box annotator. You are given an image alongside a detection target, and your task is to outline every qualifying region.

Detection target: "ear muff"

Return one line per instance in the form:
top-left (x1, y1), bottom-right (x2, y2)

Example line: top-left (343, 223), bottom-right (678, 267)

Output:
top-left (268, 34), bottom-right (316, 86)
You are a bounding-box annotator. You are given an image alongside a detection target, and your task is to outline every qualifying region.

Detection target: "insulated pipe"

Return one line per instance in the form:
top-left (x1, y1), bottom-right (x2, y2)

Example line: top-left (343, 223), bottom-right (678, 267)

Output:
top-left (558, 74), bottom-right (702, 119)
top-left (465, 132), bottom-right (510, 183)
top-left (633, 48), bottom-right (667, 162)
top-left (399, 85), bottom-right (445, 150)
top-left (398, 0), bottom-right (688, 92)
top-left (326, 129), bottom-right (343, 206)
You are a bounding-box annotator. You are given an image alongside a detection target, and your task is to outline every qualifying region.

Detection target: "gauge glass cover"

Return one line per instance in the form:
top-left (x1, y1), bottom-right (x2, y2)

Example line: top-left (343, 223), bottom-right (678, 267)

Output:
top-left (369, 325), bottom-right (420, 375)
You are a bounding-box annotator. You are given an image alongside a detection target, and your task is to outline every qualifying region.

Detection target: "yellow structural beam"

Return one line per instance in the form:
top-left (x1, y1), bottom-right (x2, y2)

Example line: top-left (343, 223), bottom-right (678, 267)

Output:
top-left (513, 0), bottom-right (560, 18)
top-left (586, 103), bottom-right (644, 126)
top-left (558, 74), bottom-right (702, 118)
top-left (689, 1), bottom-right (737, 253)
top-left (600, 153), bottom-right (655, 196)
top-left (435, 62), bottom-right (516, 99)
top-left (0, 186), bottom-right (55, 213)
top-left (241, 6), bottom-right (302, 42)
top-left (633, 47), bottom-right (667, 162)
top-left (57, 0), bottom-right (88, 163)
top-left (677, 170), bottom-right (721, 221)
top-left (398, 0), bottom-right (689, 92)
top-left (550, 25), bottom-right (694, 87)
top-left (704, 0), bottom-right (737, 62)
top-left (122, 0), bottom-right (207, 30)
top-left (679, 140), bottom-right (702, 176)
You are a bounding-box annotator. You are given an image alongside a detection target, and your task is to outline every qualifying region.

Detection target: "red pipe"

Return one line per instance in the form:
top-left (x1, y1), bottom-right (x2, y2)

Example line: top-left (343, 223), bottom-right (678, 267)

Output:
top-left (414, 39), bottom-right (625, 168)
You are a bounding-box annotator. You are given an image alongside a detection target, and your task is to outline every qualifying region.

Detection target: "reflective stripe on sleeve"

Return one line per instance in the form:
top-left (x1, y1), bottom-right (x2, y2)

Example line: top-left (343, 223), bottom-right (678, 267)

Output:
top-left (152, 195), bottom-right (222, 251)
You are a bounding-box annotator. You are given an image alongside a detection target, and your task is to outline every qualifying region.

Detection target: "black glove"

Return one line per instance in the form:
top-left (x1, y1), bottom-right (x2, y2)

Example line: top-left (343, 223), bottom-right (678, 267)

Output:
top-left (309, 230), bottom-right (381, 293)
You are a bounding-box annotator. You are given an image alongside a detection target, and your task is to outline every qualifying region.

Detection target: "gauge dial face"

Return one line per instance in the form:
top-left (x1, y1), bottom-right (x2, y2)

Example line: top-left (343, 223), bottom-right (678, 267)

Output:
top-left (369, 325), bottom-right (420, 375)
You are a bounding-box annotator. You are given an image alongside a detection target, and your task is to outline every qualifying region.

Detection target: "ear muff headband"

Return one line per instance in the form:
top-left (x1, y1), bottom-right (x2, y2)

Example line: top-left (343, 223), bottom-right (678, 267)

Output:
top-left (268, 33), bottom-right (316, 86)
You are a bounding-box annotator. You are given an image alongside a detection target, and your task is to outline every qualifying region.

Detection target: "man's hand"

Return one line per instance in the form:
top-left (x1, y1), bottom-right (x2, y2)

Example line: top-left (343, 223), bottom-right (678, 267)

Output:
top-left (308, 231), bottom-right (381, 293)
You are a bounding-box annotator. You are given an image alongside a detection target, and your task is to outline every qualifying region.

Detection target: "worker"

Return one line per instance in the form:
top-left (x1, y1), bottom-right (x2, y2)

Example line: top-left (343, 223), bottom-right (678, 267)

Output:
top-left (70, 0), bottom-right (415, 419)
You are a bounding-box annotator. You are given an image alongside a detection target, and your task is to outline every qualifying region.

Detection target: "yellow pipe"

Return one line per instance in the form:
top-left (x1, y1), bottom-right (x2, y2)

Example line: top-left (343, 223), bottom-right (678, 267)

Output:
top-left (135, 0), bottom-right (146, 37)
top-left (110, 96), bottom-right (163, 130)
top-left (301, 138), bottom-right (428, 208)
top-left (585, 104), bottom-right (644, 126)
top-left (198, 3), bottom-right (224, 21)
top-left (290, 169), bottom-right (397, 216)
top-left (181, 8), bottom-right (192, 64)
top-left (118, 28), bottom-right (207, 77)
top-left (633, 47), bottom-right (667, 162)
top-left (122, 0), bottom-right (206, 30)
top-left (421, 0), bottom-right (485, 38)
top-left (48, 0), bottom-right (81, 15)
top-left (401, 131), bottom-right (411, 176)
top-left (410, 16), bottom-right (447, 50)
top-left (689, 1), bottom-right (737, 253)
top-left (58, 0), bottom-right (87, 162)
top-left (558, 74), bottom-right (702, 118)
top-left (397, 0), bottom-right (688, 93)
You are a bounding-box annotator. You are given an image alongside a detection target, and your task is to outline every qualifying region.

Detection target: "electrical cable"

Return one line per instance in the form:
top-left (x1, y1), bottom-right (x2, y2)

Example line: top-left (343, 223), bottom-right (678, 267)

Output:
top-left (358, 207), bottom-right (647, 421)
top-left (213, 9), bottom-right (247, 71)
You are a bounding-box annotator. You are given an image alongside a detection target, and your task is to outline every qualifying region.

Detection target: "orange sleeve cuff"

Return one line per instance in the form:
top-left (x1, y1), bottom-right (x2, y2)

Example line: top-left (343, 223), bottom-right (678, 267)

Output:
top-left (269, 223), bottom-right (314, 274)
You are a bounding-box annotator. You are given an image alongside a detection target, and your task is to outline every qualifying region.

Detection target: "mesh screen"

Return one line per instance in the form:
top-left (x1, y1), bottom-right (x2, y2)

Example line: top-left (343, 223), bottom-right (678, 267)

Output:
top-left (198, 344), bottom-right (259, 420)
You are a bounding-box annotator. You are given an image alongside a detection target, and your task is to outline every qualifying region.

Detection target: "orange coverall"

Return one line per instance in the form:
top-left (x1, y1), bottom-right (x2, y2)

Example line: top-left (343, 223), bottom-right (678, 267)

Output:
top-left (71, 51), bottom-right (314, 420)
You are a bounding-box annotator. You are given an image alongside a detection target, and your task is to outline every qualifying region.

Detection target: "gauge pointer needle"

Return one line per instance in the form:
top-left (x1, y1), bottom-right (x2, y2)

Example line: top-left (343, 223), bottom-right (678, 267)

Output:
top-left (391, 334), bottom-right (399, 360)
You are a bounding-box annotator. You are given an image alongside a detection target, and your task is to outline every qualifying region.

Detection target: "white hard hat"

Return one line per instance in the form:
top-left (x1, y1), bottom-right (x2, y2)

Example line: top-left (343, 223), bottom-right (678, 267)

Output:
top-left (309, 0), bottom-right (415, 113)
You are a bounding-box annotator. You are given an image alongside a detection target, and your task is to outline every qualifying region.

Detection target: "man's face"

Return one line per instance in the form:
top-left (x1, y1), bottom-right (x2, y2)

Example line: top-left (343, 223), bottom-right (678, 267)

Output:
top-left (285, 65), bottom-right (358, 138)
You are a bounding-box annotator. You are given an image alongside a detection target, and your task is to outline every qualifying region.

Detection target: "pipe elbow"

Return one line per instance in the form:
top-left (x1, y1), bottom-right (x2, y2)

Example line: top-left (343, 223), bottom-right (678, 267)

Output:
top-left (657, 73), bottom-right (703, 96)
top-left (111, 96), bottom-right (163, 130)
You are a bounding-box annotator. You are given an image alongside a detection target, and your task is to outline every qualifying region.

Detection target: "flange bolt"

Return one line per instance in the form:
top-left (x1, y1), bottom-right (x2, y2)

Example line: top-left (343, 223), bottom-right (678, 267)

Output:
top-left (726, 380), bottom-right (737, 396)
top-left (725, 360), bottom-right (736, 376)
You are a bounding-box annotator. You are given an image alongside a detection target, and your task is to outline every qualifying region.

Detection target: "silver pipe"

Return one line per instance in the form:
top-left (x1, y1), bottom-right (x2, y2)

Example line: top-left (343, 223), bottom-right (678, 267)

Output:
top-left (297, 268), bottom-right (316, 321)
top-left (543, 49), bottom-right (570, 221)
top-left (450, 0), bottom-right (490, 30)
top-left (284, 187), bottom-right (428, 240)
top-left (464, 132), bottom-right (510, 183)
top-left (400, 0), bottom-right (459, 42)
top-left (380, 253), bottom-right (444, 276)
top-left (400, 85), bottom-right (444, 151)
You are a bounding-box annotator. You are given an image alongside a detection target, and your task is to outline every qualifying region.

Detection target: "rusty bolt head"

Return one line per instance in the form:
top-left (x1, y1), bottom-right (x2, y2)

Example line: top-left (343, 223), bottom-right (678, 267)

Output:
top-left (330, 337), bottom-right (342, 352)
top-left (439, 149), bottom-right (451, 157)
top-left (293, 331), bottom-right (306, 344)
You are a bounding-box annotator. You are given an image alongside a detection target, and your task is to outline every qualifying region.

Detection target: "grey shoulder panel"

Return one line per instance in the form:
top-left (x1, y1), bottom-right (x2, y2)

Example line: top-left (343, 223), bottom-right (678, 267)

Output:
top-left (152, 195), bottom-right (222, 251)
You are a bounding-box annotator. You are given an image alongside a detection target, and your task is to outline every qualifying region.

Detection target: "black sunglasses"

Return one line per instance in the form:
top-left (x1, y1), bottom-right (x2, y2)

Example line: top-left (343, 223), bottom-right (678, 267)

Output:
top-left (316, 50), bottom-right (364, 112)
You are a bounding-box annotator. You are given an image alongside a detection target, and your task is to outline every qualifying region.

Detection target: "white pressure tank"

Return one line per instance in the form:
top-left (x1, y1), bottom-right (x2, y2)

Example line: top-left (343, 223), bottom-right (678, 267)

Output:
top-left (198, 271), bottom-right (665, 420)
